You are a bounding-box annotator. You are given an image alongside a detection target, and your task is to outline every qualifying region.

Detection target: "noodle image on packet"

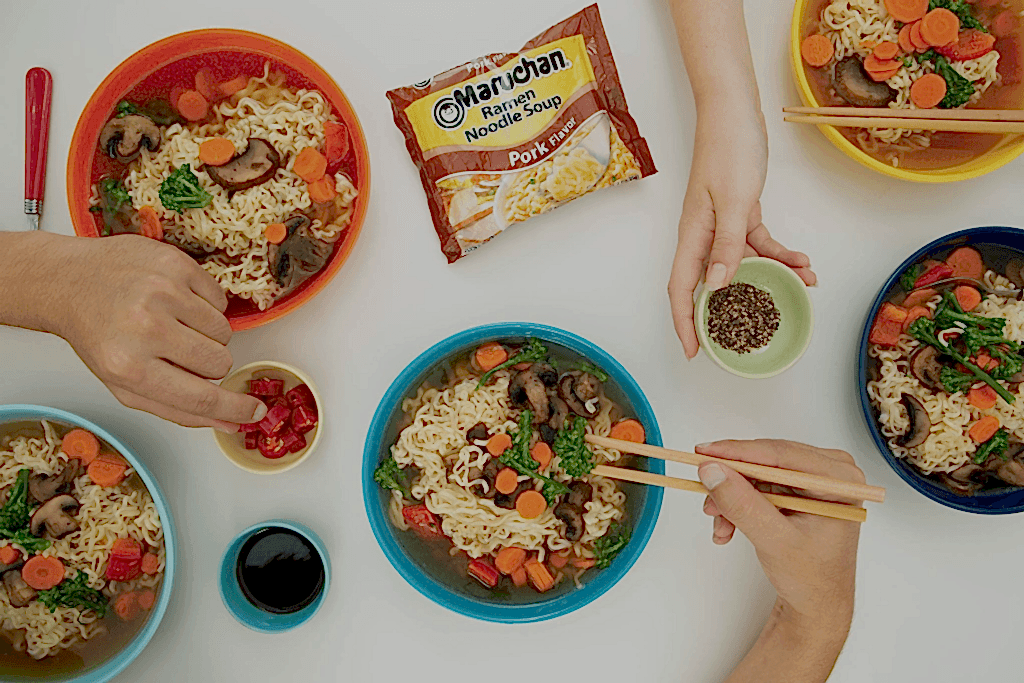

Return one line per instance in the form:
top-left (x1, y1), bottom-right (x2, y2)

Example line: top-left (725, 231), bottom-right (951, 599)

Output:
top-left (386, 4), bottom-right (656, 263)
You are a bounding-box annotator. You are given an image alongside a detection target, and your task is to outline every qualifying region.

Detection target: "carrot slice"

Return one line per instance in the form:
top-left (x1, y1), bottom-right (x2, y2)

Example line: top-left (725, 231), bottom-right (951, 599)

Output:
top-left (954, 285), bottom-right (982, 312)
top-left (968, 385), bottom-right (999, 411)
top-left (265, 222), bottom-right (288, 245)
top-left (137, 205), bottom-right (164, 241)
top-left (293, 148), bottom-right (328, 183)
top-left (141, 552), bottom-right (160, 576)
top-left (609, 418), bottom-right (646, 444)
top-left (970, 416), bottom-right (1001, 443)
top-left (884, 0), bottom-right (928, 23)
top-left (494, 547), bottom-right (527, 575)
top-left (571, 557), bottom-right (596, 569)
top-left (903, 288), bottom-right (938, 308)
top-left (486, 433), bottom-right (512, 457)
top-left (176, 90), bottom-right (208, 122)
top-left (198, 137), bottom-right (236, 166)
top-left (169, 85), bottom-right (186, 114)
top-left (218, 75), bottom-right (249, 98)
top-left (993, 10), bottom-right (1019, 38)
top-left (114, 591), bottom-right (140, 621)
top-left (194, 68), bottom-right (220, 102)
top-left (801, 34), bottom-right (835, 67)
top-left (946, 246), bottom-right (985, 279)
top-left (869, 303), bottom-right (909, 346)
top-left (495, 467), bottom-right (519, 495)
top-left (898, 24), bottom-right (917, 53)
top-left (22, 555), bottom-right (64, 590)
top-left (0, 546), bottom-right (20, 566)
top-left (548, 552), bottom-right (569, 569)
top-left (530, 442), bottom-right (552, 470)
top-left (308, 174), bottom-right (338, 204)
top-left (475, 342), bottom-right (508, 371)
top-left (524, 559), bottom-right (554, 592)
top-left (874, 41), bottom-right (900, 60)
top-left (137, 589), bottom-right (156, 610)
top-left (902, 306), bottom-right (932, 332)
top-left (62, 430), bottom-right (100, 463)
top-left (515, 490), bottom-right (547, 519)
top-left (511, 566), bottom-right (528, 587)
top-left (911, 73), bottom-right (948, 108)
top-left (911, 21), bottom-right (930, 51)
top-left (88, 453), bottom-right (128, 488)
top-left (921, 9), bottom-right (960, 47)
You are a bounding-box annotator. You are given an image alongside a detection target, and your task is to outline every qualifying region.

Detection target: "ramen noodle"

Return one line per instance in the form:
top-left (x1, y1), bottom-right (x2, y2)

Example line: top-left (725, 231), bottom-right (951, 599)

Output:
top-left (386, 4), bottom-right (656, 262)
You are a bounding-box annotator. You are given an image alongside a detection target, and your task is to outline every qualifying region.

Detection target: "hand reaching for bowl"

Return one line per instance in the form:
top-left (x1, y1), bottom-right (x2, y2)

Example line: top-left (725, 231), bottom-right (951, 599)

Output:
top-left (0, 231), bottom-right (266, 431)
top-left (695, 439), bottom-right (864, 683)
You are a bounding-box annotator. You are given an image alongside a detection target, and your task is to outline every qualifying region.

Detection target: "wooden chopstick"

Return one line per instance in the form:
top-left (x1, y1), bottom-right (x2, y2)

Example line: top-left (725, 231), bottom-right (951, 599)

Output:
top-left (783, 106), bottom-right (1024, 122)
top-left (586, 435), bottom-right (886, 504)
top-left (593, 466), bottom-right (867, 523)
top-left (783, 114), bottom-right (1024, 133)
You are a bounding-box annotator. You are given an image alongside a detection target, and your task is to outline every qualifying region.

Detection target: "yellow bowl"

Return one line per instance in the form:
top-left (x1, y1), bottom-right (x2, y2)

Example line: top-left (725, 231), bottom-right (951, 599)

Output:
top-left (789, 0), bottom-right (1024, 182)
top-left (213, 361), bottom-right (323, 474)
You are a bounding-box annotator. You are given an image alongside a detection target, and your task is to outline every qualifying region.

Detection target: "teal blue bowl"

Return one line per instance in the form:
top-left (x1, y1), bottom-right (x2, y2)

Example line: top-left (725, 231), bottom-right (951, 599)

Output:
top-left (0, 405), bottom-right (176, 683)
top-left (218, 519), bottom-right (330, 633)
top-left (363, 323), bottom-right (664, 623)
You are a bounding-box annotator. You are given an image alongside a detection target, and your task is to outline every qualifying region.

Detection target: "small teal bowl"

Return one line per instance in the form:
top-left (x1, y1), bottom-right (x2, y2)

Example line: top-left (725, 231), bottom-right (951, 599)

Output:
top-left (858, 226), bottom-right (1024, 514)
top-left (362, 323), bottom-right (664, 623)
top-left (0, 405), bottom-right (176, 683)
top-left (218, 519), bottom-right (331, 633)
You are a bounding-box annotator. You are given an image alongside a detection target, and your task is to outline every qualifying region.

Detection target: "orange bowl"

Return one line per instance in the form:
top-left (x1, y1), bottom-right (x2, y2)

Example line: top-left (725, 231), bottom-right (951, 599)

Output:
top-left (67, 29), bottom-right (370, 330)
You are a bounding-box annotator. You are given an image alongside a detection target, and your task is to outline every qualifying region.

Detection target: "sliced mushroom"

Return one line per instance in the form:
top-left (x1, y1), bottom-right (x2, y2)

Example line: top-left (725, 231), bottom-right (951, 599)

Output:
top-left (98, 114), bottom-right (161, 163)
top-left (206, 138), bottom-right (281, 192)
top-left (993, 458), bottom-right (1024, 487)
top-left (29, 461), bottom-right (82, 504)
top-left (1005, 259), bottom-right (1024, 290)
top-left (573, 373), bottom-right (601, 402)
top-left (0, 552), bottom-right (23, 576)
top-left (466, 422), bottom-right (490, 443)
top-left (494, 480), bottom-right (529, 510)
top-left (554, 503), bottom-right (584, 542)
top-left (567, 481), bottom-right (593, 510)
top-left (909, 346), bottom-right (946, 392)
top-left (895, 394), bottom-right (930, 448)
top-left (833, 57), bottom-right (898, 108)
top-left (268, 214), bottom-right (332, 294)
top-left (29, 494), bottom-right (80, 539)
top-left (548, 396), bottom-right (569, 432)
top-left (508, 370), bottom-right (551, 423)
top-left (532, 363), bottom-right (559, 388)
top-left (475, 458), bottom-right (502, 499)
top-left (539, 424), bottom-right (557, 445)
top-left (938, 473), bottom-right (982, 496)
top-left (559, 374), bottom-right (599, 419)
top-left (3, 571), bottom-right (36, 608)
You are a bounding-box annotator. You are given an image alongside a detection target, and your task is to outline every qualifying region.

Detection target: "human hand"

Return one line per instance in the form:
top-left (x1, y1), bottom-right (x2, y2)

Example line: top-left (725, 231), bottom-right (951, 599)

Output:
top-left (696, 440), bottom-right (863, 634)
top-left (51, 235), bottom-right (266, 431)
top-left (667, 104), bottom-right (816, 359)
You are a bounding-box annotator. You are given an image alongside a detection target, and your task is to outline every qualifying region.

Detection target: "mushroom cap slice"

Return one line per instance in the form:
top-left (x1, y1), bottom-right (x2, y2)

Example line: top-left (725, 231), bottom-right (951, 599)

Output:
top-left (205, 138), bottom-right (281, 192)
top-left (909, 346), bottom-right (946, 392)
top-left (3, 571), bottom-right (36, 608)
top-left (268, 214), bottom-right (332, 293)
top-left (29, 494), bottom-right (81, 539)
top-left (833, 57), bottom-right (898, 108)
top-left (553, 502), bottom-right (584, 542)
top-left (98, 114), bottom-right (161, 163)
top-left (566, 481), bottom-right (593, 510)
top-left (895, 394), bottom-right (930, 448)
top-left (558, 374), bottom-right (598, 419)
top-left (29, 461), bottom-right (82, 504)
top-left (508, 370), bottom-right (551, 423)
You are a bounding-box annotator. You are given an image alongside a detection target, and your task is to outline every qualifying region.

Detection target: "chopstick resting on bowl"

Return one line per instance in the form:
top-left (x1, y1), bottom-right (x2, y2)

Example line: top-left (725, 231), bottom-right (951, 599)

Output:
top-left (586, 435), bottom-right (886, 523)
top-left (782, 106), bottom-right (1024, 134)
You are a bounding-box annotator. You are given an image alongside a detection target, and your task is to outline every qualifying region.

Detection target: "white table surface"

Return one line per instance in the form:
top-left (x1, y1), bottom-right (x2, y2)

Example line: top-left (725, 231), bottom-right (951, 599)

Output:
top-left (2, 0), bottom-right (1024, 680)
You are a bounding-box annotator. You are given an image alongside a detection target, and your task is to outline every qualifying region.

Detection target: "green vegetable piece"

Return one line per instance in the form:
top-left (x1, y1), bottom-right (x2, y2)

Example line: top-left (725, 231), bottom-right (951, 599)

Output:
top-left (99, 178), bottom-right (131, 214)
top-left (577, 361), bottom-right (609, 383)
top-left (158, 164), bottom-right (213, 213)
top-left (928, 0), bottom-right (987, 32)
top-left (973, 428), bottom-right (1010, 464)
top-left (940, 366), bottom-right (975, 394)
top-left (553, 417), bottom-right (595, 478)
top-left (500, 411), bottom-right (569, 502)
top-left (593, 524), bottom-right (631, 569)
top-left (37, 571), bottom-right (108, 618)
top-left (929, 54), bottom-right (976, 109)
top-left (908, 315), bottom-right (1016, 404)
top-left (373, 455), bottom-right (409, 497)
top-left (0, 470), bottom-right (50, 552)
top-left (900, 265), bottom-right (922, 292)
top-left (476, 338), bottom-right (549, 390)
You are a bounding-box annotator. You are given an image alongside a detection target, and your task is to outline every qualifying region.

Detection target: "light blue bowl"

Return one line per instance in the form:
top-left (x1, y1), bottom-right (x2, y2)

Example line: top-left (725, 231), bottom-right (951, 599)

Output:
top-left (362, 323), bottom-right (664, 623)
top-left (218, 519), bottom-right (330, 633)
top-left (0, 405), bottom-right (176, 683)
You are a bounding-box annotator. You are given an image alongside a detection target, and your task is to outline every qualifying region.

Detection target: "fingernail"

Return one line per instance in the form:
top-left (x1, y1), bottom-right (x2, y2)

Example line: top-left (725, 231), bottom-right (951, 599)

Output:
top-left (216, 425), bottom-right (237, 435)
top-left (252, 402), bottom-right (268, 421)
top-left (699, 463), bottom-right (727, 490)
top-left (706, 263), bottom-right (728, 290)
top-left (695, 442), bottom-right (712, 450)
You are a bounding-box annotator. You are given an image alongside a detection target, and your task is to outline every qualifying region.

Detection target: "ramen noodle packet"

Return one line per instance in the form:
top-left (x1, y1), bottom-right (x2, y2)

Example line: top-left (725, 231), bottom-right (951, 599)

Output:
top-left (386, 4), bottom-right (656, 263)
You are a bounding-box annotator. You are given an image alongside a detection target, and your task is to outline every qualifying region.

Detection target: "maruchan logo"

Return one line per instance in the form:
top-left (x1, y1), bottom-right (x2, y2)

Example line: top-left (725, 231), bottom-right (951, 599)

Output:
top-left (432, 97), bottom-right (465, 130)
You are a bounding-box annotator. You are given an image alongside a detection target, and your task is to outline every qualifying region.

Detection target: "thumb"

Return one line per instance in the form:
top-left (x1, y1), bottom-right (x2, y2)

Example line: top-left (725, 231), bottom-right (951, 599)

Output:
top-left (697, 462), bottom-right (793, 548)
top-left (704, 207), bottom-right (750, 291)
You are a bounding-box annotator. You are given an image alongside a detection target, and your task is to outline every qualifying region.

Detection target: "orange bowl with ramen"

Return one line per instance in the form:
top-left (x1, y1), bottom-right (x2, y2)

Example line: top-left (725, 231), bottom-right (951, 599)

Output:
top-left (67, 29), bottom-right (370, 330)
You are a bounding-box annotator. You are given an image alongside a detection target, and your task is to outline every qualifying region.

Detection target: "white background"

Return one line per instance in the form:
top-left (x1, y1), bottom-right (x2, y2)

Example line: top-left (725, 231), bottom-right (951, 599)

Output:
top-left (2, 0), bottom-right (1023, 681)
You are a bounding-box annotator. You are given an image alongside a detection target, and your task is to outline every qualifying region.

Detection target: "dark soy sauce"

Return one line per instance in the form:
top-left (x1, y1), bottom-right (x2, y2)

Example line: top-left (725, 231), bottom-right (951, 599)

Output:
top-left (236, 527), bottom-right (324, 614)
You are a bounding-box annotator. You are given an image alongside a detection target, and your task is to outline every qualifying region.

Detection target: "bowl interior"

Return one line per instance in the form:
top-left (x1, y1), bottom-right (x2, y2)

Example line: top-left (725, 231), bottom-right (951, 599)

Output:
top-left (362, 323), bottom-right (664, 623)
top-left (0, 405), bottom-right (175, 683)
top-left (858, 226), bottom-right (1024, 513)
top-left (214, 362), bottom-right (322, 474)
top-left (697, 258), bottom-right (814, 379)
top-left (66, 28), bottom-right (371, 331)
top-left (789, 0), bottom-right (1024, 182)
top-left (218, 519), bottom-right (330, 633)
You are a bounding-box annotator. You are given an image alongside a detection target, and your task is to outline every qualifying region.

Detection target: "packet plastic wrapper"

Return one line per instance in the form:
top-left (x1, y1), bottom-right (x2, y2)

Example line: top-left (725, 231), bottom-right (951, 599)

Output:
top-left (387, 4), bottom-right (656, 263)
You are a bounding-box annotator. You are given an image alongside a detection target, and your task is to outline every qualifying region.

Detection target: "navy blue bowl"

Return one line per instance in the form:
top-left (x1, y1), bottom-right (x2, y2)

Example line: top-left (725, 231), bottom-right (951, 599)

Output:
top-left (362, 323), bottom-right (664, 622)
top-left (858, 226), bottom-right (1024, 514)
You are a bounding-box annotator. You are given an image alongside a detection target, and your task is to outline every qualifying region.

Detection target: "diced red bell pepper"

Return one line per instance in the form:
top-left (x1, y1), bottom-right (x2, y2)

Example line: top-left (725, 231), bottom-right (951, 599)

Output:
top-left (244, 431), bottom-right (259, 450)
top-left (257, 433), bottom-right (289, 459)
top-left (249, 378), bottom-right (284, 397)
top-left (913, 264), bottom-right (954, 289)
top-left (323, 121), bottom-right (350, 172)
top-left (258, 404), bottom-right (292, 436)
top-left (936, 29), bottom-right (996, 61)
top-left (239, 421), bottom-right (261, 433)
top-left (280, 430), bottom-right (307, 453)
top-left (996, 37), bottom-right (1021, 86)
top-left (268, 396), bottom-right (290, 411)
top-left (402, 504), bottom-right (444, 539)
top-left (286, 384), bottom-right (316, 410)
top-left (291, 403), bottom-right (318, 435)
top-left (869, 302), bottom-right (909, 347)
top-left (467, 557), bottom-right (501, 589)
top-left (105, 538), bottom-right (143, 581)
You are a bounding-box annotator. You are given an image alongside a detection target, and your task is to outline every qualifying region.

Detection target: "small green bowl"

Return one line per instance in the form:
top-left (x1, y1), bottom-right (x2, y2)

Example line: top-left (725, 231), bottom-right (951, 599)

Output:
top-left (695, 257), bottom-right (814, 379)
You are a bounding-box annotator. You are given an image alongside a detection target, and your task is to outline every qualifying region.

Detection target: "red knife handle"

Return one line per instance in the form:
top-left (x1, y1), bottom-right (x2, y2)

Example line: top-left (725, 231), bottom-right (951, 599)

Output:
top-left (25, 67), bottom-right (53, 208)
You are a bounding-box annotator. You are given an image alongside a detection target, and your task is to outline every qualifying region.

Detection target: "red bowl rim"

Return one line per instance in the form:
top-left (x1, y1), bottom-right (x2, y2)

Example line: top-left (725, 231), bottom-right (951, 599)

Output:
top-left (66, 28), bottom-right (371, 331)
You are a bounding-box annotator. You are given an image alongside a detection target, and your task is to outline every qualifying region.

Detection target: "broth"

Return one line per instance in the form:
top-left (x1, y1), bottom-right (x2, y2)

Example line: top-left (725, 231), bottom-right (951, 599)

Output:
top-left (0, 421), bottom-right (164, 679)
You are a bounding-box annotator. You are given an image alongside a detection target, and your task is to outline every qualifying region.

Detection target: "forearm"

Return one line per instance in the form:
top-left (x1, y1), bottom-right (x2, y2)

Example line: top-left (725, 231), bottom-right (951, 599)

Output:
top-left (668, 0), bottom-right (761, 112)
top-left (724, 601), bottom-right (850, 683)
top-left (0, 231), bottom-right (74, 336)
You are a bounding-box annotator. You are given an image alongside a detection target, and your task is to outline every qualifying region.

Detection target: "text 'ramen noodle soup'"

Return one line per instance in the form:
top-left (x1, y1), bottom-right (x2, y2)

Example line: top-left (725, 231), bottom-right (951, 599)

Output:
top-left (386, 4), bottom-right (656, 263)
